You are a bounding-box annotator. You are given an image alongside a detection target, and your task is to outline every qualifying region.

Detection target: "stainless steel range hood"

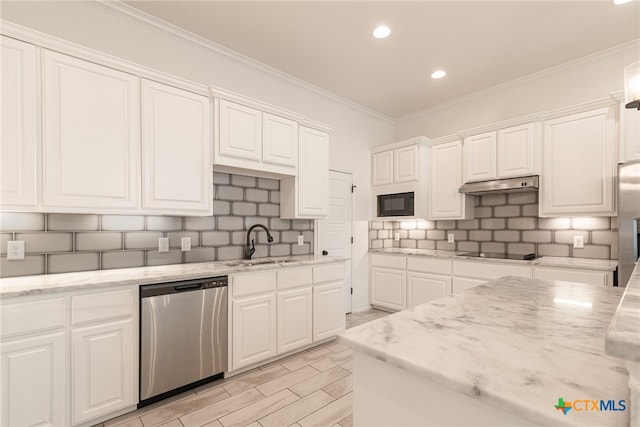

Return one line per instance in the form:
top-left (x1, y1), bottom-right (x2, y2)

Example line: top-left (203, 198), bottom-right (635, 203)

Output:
top-left (458, 175), bottom-right (539, 195)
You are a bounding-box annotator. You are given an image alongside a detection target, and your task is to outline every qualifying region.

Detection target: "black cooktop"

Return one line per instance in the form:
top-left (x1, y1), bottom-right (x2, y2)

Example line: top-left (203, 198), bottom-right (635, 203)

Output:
top-left (457, 252), bottom-right (538, 261)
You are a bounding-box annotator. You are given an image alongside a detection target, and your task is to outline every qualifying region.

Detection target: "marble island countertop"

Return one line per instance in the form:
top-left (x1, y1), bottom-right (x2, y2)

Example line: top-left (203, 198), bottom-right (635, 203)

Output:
top-left (370, 248), bottom-right (619, 271)
top-left (606, 262), bottom-right (640, 361)
top-left (0, 255), bottom-right (347, 297)
top-left (339, 276), bottom-right (628, 426)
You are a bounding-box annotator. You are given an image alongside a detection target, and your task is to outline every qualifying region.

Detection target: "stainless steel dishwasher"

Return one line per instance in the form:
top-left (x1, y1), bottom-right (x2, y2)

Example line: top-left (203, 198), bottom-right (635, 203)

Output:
top-left (139, 276), bottom-right (227, 407)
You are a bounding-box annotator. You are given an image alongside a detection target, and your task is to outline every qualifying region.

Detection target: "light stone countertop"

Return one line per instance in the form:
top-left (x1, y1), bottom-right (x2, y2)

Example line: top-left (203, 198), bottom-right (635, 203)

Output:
top-left (339, 276), bottom-right (628, 427)
top-left (369, 248), bottom-right (619, 271)
top-left (0, 255), bottom-right (347, 297)
top-left (606, 262), bottom-right (640, 361)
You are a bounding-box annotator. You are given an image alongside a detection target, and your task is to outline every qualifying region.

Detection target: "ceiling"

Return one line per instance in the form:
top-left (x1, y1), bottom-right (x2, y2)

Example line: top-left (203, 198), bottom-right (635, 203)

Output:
top-left (124, 1), bottom-right (640, 119)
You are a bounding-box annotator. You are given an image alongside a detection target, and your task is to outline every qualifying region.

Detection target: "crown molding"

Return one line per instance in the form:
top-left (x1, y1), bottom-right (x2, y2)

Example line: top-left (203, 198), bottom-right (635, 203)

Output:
top-left (86, 0), bottom-right (394, 125)
top-left (397, 39), bottom-right (640, 124)
top-left (428, 134), bottom-right (461, 146)
top-left (0, 20), bottom-right (209, 96)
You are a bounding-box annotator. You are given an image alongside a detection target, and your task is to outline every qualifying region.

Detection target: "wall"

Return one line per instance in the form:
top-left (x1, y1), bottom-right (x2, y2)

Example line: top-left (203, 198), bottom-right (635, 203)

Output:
top-left (370, 193), bottom-right (618, 260)
top-left (0, 173), bottom-right (314, 278)
top-left (0, 2), bottom-right (395, 309)
top-left (394, 41), bottom-right (640, 141)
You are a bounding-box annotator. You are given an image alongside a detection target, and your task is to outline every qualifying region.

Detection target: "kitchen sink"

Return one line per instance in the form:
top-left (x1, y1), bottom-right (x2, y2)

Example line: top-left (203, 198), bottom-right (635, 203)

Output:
top-left (222, 257), bottom-right (295, 267)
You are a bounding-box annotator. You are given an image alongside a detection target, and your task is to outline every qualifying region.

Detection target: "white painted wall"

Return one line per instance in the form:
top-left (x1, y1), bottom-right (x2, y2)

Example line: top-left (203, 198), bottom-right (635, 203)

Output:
top-left (1, 1), bottom-right (392, 311)
top-left (394, 41), bottom-right (640, 141)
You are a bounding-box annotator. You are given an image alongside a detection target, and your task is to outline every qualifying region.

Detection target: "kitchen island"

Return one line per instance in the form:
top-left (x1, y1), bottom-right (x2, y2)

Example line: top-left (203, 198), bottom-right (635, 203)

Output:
top-left (339, 275), bottom-right (628, 426)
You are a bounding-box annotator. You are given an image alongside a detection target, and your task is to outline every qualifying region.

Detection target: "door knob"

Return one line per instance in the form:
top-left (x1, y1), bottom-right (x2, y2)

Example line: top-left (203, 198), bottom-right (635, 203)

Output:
top-left (322, 250), bottom-right (328, 256)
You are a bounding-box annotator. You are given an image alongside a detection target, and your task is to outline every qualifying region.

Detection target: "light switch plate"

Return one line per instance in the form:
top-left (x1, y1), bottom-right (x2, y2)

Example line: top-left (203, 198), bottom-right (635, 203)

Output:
top-left (181, 237), bottom-right (191, 251)
top-left (573, 235), bottom-right (584, 249)
top-left (297, 235), bottom-right (304, 246)
top-left (394, 232), bottom-right (400, 241)
top-left (447, 233), bottom-right (455, 243)
top-left (158, 237), bottom-right (170, 253)
top-left (7, 241), bottom-right (25, 260)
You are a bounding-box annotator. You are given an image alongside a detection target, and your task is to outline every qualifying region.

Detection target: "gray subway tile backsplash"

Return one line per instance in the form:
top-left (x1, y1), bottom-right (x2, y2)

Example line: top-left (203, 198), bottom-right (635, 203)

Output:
top-left (369, 194), bottom-right (616, 261)
top-left (1, 173), bottom-right (313, 278)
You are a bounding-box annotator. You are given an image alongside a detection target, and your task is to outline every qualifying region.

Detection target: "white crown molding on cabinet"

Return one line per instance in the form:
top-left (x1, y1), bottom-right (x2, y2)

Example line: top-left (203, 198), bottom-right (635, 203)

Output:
top-left (397, 39), bottom-right (640, 124)
top-left (0, 20), bottom-right (209, 97)
top-left (86, 0), bottom-right (395, 125)
top-left (428, 134), bottom-right (462, 147)
top-left (541, 95), bottom-right (617, 121)
top-left (456, 111), bottom-right (546, 139)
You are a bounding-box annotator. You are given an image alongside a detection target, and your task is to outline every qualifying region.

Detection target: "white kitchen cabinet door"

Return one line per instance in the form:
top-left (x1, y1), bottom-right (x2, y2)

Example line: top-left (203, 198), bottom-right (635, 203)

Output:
top-left (232, 294), bottom-right (277, 370)
top-left (42, 50), bottom-right (140, 211)
top-left (620, 101), bottom-right (640, 163)
top-left (541, 106), bottom-right (615, 216)
top-left (313, 282), bottom-right (345, 342)
top-left (1, 37), bottom-right (38, 210)
top-left (277, 287), bottom-right (313, 354)
top-left (464, 131), bottom-right (497, 182)
top-left (394, 144), bottom-right (418, 183)
top-left (497, 122), bottom-right (536, 178)
top-left (218, 99), bottom-right (262, 162)
top-left (429, 141), bottom-right (473, 220)
top-left (71, 318), bottom-right (135, 425)
top-left (372, 150), bottom-right (394, 186)
top-left (534, 266), bottom-right (611, 287)
top-left (370, 267), bottom-right (406, 311)
top-left (262, 112), bottom-right (298, 170)
top-left (407, 272), bottom-right (451, 308)
top-left (297, 126), bottom-right (329, 217)
top-left (142, 80), bottom-right (212, 215)
top-left (1, 331), bottom-right (66, 427)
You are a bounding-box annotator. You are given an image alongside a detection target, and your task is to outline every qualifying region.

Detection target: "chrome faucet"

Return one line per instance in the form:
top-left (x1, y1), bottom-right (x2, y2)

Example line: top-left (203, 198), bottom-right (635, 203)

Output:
top-left (244, 224), bottom-right (274, 260)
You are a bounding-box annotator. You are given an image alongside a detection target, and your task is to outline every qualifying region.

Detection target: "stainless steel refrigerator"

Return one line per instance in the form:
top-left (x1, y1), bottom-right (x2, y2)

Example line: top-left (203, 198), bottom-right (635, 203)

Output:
top-left (618, 160), bottom-right (640, 287)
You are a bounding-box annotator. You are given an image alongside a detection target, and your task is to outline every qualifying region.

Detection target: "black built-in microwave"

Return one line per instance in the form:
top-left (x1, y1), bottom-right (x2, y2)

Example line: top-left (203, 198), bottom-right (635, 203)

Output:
top-left (377, 192), bottom-right (415, 217)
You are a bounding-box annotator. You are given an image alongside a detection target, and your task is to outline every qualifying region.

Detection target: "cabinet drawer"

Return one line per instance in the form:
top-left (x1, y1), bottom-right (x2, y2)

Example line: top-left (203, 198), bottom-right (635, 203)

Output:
top-left (370, 254), bottom-right (406, 269)
top-left (232, 271), bottom-right (277, 297)
top-left (453, 260), bottom-right (532, 280)
top-left (313, 263), bottom-right (345, 284)
top-left (71, 288), bottom-right (135, 325)
top-left (534, 267), bottom-right (608, 286)
top-left (278, 267), bottom-right (312, 290)
top-left (2, 297), bottom-right (66, 337)
top-left (407, 257), bottom-right (451, 275)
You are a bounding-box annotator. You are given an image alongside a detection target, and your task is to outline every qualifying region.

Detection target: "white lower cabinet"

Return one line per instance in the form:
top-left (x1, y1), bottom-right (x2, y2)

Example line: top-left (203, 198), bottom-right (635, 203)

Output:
top-left (1, 286), bottom-right (138, 427)
top-left (1, 331), bottom-right (66, 427)
top-left (278, 288), bottom-right (313, 354)
top-left (232, 294), bottom-right (278, 370)
top-left (452, 260), bottom-right (532, 294)
top-left (313, 282), bottom-right (344, 342)
top-left (407, 273), bottom-right (451, 307)
top-left (71, 319), bottom-right (135, 425)
top-left (370, 267), bottom-right (406, 311)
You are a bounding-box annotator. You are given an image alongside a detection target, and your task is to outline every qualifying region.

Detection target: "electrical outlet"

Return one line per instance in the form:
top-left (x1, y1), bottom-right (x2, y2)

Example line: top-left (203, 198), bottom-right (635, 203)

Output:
top-left (181, 237), bottom-right (191, 251)
top-left (573, 235), bottom-right (584, 249)
top-left (394, 232), bottom-right (400, 241)
top-left (158, 237), bottom-right (170, 253)
top-left (7, 241), bottom-right (25, 260)
top-left (297, 235), bottom-right (304, 246)
top-left (448, 233), bottom-right (455, 243)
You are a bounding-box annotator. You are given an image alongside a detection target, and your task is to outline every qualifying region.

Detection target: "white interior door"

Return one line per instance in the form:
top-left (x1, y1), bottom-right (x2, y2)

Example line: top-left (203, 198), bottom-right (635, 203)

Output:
top-left (316, 170), bottom-right (353, 314)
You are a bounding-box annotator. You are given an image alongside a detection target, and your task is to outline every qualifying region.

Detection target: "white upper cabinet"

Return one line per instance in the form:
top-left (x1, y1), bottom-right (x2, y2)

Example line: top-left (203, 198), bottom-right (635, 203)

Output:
top-left (43, 50), bottom-right (140, 211)
top-left (262, 112), bottom-right (298, 169)
top-left (141, 80), bottom-right (212, 215)
top-left (280, 126), bottom-right (329, 218)
top-left (217, 99), bottom-right (262, 162)
top-left (540, 105), bottom-right (616, 217)
top-left (1, 37), bottom-right (38, 210)
top-left (619, 100), bottom-right (640, 163)
top-left (497, 122), bottom-right (536, 178)
top-left (372, 150), bottom-right (394, 186)
top-left (463, 122), bottom-right (537, 183)
top-left (372, 139), bottom-right (425, 186)
top-left (214, 97), bottom-right (298, 176)
top-left (464, 131), bottom-right (497, 182)
top-left (429, 140), bottom-right (474, 220)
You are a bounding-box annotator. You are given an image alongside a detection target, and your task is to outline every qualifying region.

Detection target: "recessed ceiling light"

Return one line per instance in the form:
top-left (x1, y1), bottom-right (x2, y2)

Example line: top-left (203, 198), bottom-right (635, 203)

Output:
top-left (431, 70), bottom-right (447, 79)
top-left (613, 0), bottom-right (633, 4)
top-left (373, 25), bottom-right (391, 39)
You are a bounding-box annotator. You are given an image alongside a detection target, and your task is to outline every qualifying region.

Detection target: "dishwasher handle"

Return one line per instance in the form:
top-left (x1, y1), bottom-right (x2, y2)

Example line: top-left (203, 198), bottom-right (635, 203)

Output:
top-left (140, 276), bottom-right (228, 298)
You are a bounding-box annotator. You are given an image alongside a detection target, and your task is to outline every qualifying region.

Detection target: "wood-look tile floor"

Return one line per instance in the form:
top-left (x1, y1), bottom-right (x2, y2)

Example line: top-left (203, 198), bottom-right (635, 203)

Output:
top-left (99, 309), bottom-right (390, 427)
